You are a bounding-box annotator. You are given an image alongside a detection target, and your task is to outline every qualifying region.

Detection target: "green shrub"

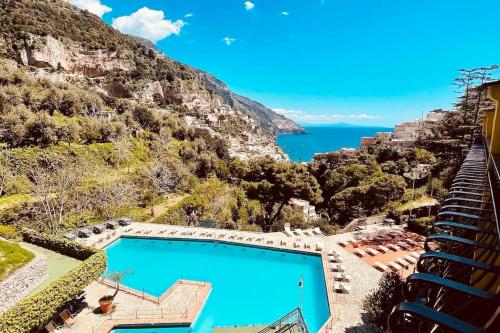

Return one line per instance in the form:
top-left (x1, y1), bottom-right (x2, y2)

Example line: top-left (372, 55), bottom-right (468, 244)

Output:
top-left (408, 216), bottom-right (434, 235)
top-left (0, 229), bottom-right (106, 332)
top-left (0, 250), bottom-right (106, 333)
top-left (0, 224), bottom-right (21, 240)
top-left (20, 228), bottom-right (96, 260)
top-left (362, 271), bottom-right (405, 331)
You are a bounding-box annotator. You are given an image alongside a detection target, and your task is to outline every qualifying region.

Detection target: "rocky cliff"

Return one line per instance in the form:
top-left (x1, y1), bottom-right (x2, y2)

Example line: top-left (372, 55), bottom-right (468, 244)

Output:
top-left (0, 0), bottom-right (302, 159)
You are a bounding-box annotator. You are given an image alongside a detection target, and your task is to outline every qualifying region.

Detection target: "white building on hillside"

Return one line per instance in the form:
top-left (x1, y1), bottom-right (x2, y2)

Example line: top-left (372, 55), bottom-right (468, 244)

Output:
top-left (289, 198), bottom-right (320, 222)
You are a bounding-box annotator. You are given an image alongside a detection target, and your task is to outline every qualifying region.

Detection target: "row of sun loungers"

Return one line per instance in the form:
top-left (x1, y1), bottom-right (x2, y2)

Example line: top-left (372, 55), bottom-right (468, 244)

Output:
top-left (125, 225), bottom-right (326, 252)
top-left (372, 251), bottom-right (424, 272)
top-left (333, 282), bottom-right (351, 294)
top-left (283, 223), bottom-right (324, 237)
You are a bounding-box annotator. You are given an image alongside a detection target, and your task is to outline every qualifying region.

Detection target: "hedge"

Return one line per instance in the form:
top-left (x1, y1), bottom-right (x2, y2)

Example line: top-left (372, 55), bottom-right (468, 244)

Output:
top-left (0, 230), bottom-right (107, 333)
top-left (20, 228), bottom-right (96, 260)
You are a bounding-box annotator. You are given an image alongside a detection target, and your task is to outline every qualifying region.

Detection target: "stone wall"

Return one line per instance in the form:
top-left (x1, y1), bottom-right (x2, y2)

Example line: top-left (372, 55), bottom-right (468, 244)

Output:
top-left (0, 248), bottom-right (48, 313)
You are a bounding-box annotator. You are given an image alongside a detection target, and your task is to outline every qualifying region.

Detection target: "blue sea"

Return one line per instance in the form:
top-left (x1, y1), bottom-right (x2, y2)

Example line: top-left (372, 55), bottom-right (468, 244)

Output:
top-left (277, 126), bottom-right (392, 162)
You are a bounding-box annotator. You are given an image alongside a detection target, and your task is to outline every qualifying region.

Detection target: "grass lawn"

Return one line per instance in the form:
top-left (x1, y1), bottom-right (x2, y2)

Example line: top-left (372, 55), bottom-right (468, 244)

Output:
top-left (397, 195), bottom-right (439, 212)
top-left (0, 240), bottom-right (35, 282)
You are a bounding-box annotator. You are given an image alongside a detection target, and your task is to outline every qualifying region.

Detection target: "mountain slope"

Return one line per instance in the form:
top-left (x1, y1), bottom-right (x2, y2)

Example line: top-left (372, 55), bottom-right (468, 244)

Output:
top-left (0, 0), bottom-right (301, 148)
top-left (195, 70), bottom-right (304, 134)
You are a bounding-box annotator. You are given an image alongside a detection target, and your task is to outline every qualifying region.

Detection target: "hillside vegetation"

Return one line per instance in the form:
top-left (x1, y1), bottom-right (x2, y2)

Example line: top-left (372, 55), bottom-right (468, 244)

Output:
top-left (0, 0), bottom-right (495, 237)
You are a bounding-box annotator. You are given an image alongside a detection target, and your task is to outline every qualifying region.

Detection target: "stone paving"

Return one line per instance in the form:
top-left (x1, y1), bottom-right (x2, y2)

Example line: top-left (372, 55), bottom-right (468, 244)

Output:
top-left (60, 279), bottom-right (211, 333)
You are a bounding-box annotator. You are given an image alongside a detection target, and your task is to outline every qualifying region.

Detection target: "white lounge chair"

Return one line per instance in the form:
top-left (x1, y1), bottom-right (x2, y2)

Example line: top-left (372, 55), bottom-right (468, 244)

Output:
top-left (340, 273), bottom-right (352, 282)
top-left (339, 283), bottom-right (351, 293)
top-left (366, 248), bottom-right (381, 256)
top-left (403, 255), bottom-right (417, 264)
top-left (293, 229), bottom-right (304, 236)
top-left (329, 256), bottom-right (342, 263)
top-left (373, 261), bottom-right (389, 272)
top-left (354, 248), bottom-right (367, 257)
top-left (294, 241), bottom-right (301, 248)
top-left (330, 264), bottom-right (345, 272)
top-left (378, 245), bottom-right (390, 253)
top-left (387, 244), bottom-right (401, 251)
top-left (284, 223), bottom-right (294, 237)
top-left (328, 249), bottom-right (341, 257)
top-left (333, 282), bottom-right (350, 293)
top-left (388, 262), bottom-right (403, 270)
top-left (409, 251), bottom-right (420, 259)
top-left (312, 227), bottom-right (323, 236)
top-left (396, 258), bottom-right (409, 268)
top-left (397, 242), bottom-right (410, 250)
top-left (315, 243), bottom-right (323, 251)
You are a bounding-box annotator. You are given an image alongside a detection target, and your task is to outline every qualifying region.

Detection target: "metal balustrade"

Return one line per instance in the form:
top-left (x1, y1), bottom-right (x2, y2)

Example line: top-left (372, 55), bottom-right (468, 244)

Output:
top-left (257, 308), bottom-right (309, 333)
top-left (389, 137), bottom-right (500, 333)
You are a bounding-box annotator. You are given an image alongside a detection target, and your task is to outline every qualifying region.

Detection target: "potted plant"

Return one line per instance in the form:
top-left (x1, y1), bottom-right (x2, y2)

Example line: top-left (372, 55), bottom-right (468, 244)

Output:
top-left (99, 269), bottom-right (132, 313)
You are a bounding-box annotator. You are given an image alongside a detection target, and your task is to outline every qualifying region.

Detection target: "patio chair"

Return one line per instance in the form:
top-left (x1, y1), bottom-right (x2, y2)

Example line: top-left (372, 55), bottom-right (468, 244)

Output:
top-left (293, 228), bottom-right (304, 236)
top-left (373, 261), bottom-right (389, 272)
top-left (45, 320), bottom-right (63, 332)
top-left (312, 227), bottom-right (324, 236)
top-left (59, 309), bottom-right (76, 327)
top-left (283, 223), bottom-right (294, 237)
top-left (303, 229), bottom-right (313, 236)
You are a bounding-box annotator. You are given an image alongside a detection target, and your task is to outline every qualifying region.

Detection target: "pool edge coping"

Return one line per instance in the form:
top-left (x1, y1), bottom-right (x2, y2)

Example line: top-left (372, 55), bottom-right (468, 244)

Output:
top-left (99, 232), bottom-right (335, 332)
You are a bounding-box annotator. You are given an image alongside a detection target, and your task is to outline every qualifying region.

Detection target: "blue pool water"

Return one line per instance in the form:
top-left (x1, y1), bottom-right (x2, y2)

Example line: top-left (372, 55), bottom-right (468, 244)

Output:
top-left (105, 238), bottom-right (330, 333)
top-left (277, 126), bottom-right (392, 162)
top-left (112, 326), bottom-right (191, 333)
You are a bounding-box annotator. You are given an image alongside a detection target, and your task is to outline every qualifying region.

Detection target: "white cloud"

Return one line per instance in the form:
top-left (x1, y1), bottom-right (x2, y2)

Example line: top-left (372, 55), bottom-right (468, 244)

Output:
top-left (70, 0), bottom-right (112, 18)
top-left (223, 37), bottom-right (236, 46)
top-left (184, 13), bottom-right (194, 18)
top-left (272, 108), bottom-right (379, 124)
top-left (244, 1), bottom-right (255, 10)
top-left (281, 11), bottom-right (289, 16)
top-left (112, 7), bottom-right (185, 43)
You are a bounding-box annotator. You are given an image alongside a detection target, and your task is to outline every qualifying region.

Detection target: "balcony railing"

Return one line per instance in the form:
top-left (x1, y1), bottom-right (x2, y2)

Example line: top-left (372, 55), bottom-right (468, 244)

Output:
top-left (388, 137), bottom-right (499, 333)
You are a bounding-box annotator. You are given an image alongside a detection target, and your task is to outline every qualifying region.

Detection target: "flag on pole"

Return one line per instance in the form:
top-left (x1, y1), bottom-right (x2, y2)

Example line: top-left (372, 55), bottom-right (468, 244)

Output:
top-left (298, 277), bottom-right (303, 288)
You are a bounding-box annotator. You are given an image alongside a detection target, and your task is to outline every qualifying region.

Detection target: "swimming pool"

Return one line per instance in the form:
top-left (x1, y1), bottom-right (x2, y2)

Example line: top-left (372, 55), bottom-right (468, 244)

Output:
top-left (105, 237), bottom-right (330, 333)
top-left (112, 325), bottom-right (191, 333)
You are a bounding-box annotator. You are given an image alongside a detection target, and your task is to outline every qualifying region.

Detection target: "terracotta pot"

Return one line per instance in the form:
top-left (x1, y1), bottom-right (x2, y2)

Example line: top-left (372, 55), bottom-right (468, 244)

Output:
top-left (99, 296), bottom-right (113, 313)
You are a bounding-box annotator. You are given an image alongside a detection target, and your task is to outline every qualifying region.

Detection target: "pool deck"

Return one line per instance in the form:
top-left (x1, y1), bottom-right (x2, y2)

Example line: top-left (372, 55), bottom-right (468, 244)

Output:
top-left (73, 223), bottom-right (396, 332)
top-left (61, 279), bottom-right (211, 333)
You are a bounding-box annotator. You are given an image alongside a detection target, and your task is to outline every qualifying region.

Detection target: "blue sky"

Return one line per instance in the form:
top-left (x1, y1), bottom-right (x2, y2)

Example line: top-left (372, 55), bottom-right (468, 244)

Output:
top-left (71, 0), bottom-right (500, 126)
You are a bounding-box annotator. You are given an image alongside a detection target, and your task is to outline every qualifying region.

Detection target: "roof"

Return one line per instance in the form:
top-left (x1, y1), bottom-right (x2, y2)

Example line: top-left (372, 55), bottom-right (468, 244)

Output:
top-left (482, 79), bottom-right (500, 88)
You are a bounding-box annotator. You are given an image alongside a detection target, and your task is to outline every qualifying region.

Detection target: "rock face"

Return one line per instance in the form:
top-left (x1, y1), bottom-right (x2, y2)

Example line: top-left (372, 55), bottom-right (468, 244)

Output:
top-left (195, 70), bottom-right (305, 135)
top-left (17, 34), bottom-right (134, 77)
